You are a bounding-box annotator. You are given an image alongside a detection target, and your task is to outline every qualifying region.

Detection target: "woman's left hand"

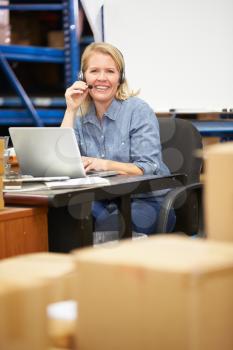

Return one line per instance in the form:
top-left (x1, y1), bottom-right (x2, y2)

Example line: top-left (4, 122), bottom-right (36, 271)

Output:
top-left (82, 157), bottom-right (108, 172)
top-left (82, 157), bottom-right (143, 175)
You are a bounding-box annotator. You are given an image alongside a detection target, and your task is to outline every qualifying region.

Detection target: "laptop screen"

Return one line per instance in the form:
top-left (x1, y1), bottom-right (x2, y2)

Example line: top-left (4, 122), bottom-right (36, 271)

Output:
top-left (9, 127), bottom-right (86, 178)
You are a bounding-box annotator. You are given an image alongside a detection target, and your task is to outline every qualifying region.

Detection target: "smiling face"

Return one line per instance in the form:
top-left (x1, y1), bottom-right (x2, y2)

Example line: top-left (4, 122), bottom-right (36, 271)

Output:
top-left (84, 52), bottom-right (121, 109)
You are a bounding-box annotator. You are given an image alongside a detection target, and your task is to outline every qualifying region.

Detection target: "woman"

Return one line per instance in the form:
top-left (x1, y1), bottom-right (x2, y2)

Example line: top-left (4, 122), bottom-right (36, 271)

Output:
top-left (61, 42), bottom-right (175, 234)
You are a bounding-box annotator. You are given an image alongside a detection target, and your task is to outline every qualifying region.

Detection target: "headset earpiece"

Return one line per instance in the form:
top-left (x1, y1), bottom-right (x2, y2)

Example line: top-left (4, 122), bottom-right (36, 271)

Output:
top-left (120, 70), bottom-right (125, 84)
top-left (78, 71), bottom-right (85, 81)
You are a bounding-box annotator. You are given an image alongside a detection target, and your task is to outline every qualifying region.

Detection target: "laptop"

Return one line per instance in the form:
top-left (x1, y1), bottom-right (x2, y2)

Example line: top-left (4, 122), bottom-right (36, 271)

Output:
top-left (9, 127), bottom-right (119, 179)
top-left (9, 127), bottom-right (87, 179)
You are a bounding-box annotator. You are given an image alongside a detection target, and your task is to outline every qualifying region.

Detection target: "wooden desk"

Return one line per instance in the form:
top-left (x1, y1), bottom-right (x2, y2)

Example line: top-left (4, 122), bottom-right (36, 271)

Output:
top-left (4, 174), bottom-right (186, 252)
top-left (0, 206), bottom-right (48, 259)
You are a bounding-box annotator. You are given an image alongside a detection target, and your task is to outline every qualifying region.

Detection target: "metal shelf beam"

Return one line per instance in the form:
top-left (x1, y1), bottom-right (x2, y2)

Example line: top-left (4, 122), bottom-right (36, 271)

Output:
top-left (0, 109), bottom-right (64, 125)
top-left (192, 120), bottom-right (233, 138)
top-left (0, 97), bottom-right (66, 107)
top-left (0, 45), bottom-right (64, 63)
top-left (0, 4), bottom-right (64, 11)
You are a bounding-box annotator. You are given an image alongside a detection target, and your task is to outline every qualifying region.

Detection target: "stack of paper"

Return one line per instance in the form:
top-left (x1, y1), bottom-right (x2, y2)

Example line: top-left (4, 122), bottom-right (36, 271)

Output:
top-left (0, 139), bottom-right (4, 208)
top-left (45, 177), bottom-right (110, 189)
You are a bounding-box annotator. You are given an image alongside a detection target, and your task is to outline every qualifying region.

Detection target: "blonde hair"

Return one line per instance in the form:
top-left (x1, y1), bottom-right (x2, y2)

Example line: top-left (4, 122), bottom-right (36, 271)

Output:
top-left (79, 42), bottom-right (138, 115)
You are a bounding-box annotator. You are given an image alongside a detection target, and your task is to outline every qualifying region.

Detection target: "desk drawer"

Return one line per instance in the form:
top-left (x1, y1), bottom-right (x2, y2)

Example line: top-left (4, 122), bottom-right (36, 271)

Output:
top-left (0, 206), bottom-right (48, 259)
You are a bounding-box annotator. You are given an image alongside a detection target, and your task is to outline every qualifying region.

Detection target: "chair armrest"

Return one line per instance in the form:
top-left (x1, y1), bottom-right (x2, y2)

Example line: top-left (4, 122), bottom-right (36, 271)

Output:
top-left (156, 182), bottom-right (203, 233)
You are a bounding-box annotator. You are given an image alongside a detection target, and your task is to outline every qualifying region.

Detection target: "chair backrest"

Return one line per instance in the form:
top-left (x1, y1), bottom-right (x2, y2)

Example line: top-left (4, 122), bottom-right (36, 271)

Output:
top-left (158, 117), bottom-right (203, 183)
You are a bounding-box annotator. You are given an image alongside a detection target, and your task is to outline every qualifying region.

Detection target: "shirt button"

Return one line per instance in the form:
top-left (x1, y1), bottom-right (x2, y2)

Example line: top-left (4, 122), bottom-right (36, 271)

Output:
top-left (101, 154), bottom-right (105, 158)
top-left (101, 135), bottom-right (104, 139)
top-left (121, 141), bottom-right (125, 145)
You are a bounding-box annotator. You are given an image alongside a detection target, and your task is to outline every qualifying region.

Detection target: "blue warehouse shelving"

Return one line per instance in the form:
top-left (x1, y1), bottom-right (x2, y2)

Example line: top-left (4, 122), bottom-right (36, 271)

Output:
top-left (0, 0), bottom-right (82, 126)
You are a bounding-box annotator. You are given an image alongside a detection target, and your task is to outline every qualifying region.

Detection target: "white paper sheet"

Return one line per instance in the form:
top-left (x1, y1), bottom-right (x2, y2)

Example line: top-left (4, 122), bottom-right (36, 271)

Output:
top-left (45, 177), bottom-right (110, 189)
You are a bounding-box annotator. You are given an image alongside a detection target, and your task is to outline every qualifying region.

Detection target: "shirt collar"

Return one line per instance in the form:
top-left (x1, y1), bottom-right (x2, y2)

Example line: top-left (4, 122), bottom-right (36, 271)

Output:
top-left (83, 98), bottom-right (122, 124)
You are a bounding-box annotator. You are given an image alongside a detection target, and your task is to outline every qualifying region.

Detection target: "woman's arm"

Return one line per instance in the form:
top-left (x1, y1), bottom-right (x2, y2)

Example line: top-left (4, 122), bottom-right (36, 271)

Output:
top-left (61, 108), bottom-right (77, 127)
top-left (82, 157), bottom-right (143, 175)
top-left (61, 80), bottom-right (89, 127)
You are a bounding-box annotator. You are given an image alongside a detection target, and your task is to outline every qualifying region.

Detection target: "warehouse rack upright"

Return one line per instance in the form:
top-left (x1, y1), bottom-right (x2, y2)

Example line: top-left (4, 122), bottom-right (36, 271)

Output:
top-left (0, 0), bottom-right (80, 126)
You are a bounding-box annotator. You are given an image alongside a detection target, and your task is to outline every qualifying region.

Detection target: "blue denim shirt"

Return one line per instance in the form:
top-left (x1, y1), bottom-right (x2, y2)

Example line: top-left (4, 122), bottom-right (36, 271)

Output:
top-left (74, 97), bottom-right (170, 197)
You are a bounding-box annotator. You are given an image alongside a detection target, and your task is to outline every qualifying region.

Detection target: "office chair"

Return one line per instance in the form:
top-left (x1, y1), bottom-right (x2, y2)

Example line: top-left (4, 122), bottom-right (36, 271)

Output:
top-left (156, 117), bottom-right (203, 235)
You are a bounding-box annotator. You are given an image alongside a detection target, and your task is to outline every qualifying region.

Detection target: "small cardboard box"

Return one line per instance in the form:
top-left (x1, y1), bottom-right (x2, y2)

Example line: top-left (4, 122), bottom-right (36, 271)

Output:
top-left (0, 253), bottom-right (78, 350)
top-left (73, 236), bottom-right (233, 350)
top-left (0, 1), bottom-right (10, 45)
top-left (48, 31), bottom-right (64, 48)
top-left (204, 142), bottom-right (233, 241)
top-left (0, 278), bottom-right (48, 350)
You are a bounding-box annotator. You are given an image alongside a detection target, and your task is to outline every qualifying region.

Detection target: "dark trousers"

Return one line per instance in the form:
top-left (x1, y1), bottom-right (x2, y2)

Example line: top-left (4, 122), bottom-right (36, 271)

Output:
top-left (92, 197), bottom-right (176, 234)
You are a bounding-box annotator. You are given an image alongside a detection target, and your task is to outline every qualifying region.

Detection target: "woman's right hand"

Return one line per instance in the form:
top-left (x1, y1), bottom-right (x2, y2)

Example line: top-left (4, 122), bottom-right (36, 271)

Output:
top-left (65, 81), bottom-right (89, 112)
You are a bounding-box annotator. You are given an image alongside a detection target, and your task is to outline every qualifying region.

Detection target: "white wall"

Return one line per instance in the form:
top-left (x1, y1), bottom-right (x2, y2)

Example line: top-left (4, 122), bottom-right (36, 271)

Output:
top-left (104, 0), bottom-right (233, 112)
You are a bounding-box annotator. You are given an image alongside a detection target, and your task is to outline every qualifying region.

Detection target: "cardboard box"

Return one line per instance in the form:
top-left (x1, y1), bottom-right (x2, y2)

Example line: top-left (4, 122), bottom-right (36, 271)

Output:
top-left (0, 24), bottom-right (10, 45)
top-left (0, 253), bottom-right (78, 302)
top-left (204, 142), bottom-right (233, 241)
top-left (74, 236), bottom-right (233, 350)
top-left (48, 31), bottom-right (64, 48)
top-left (0, 1), bottom-right (9, 27)
top-left (0, 1), bottom-right (10, 44)
top-left (0, 275), bottom-right (48, 350)
top-left (10, 14), bottom-right (41, 46)
top-left (0, 253), bottom-right (78, 350)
